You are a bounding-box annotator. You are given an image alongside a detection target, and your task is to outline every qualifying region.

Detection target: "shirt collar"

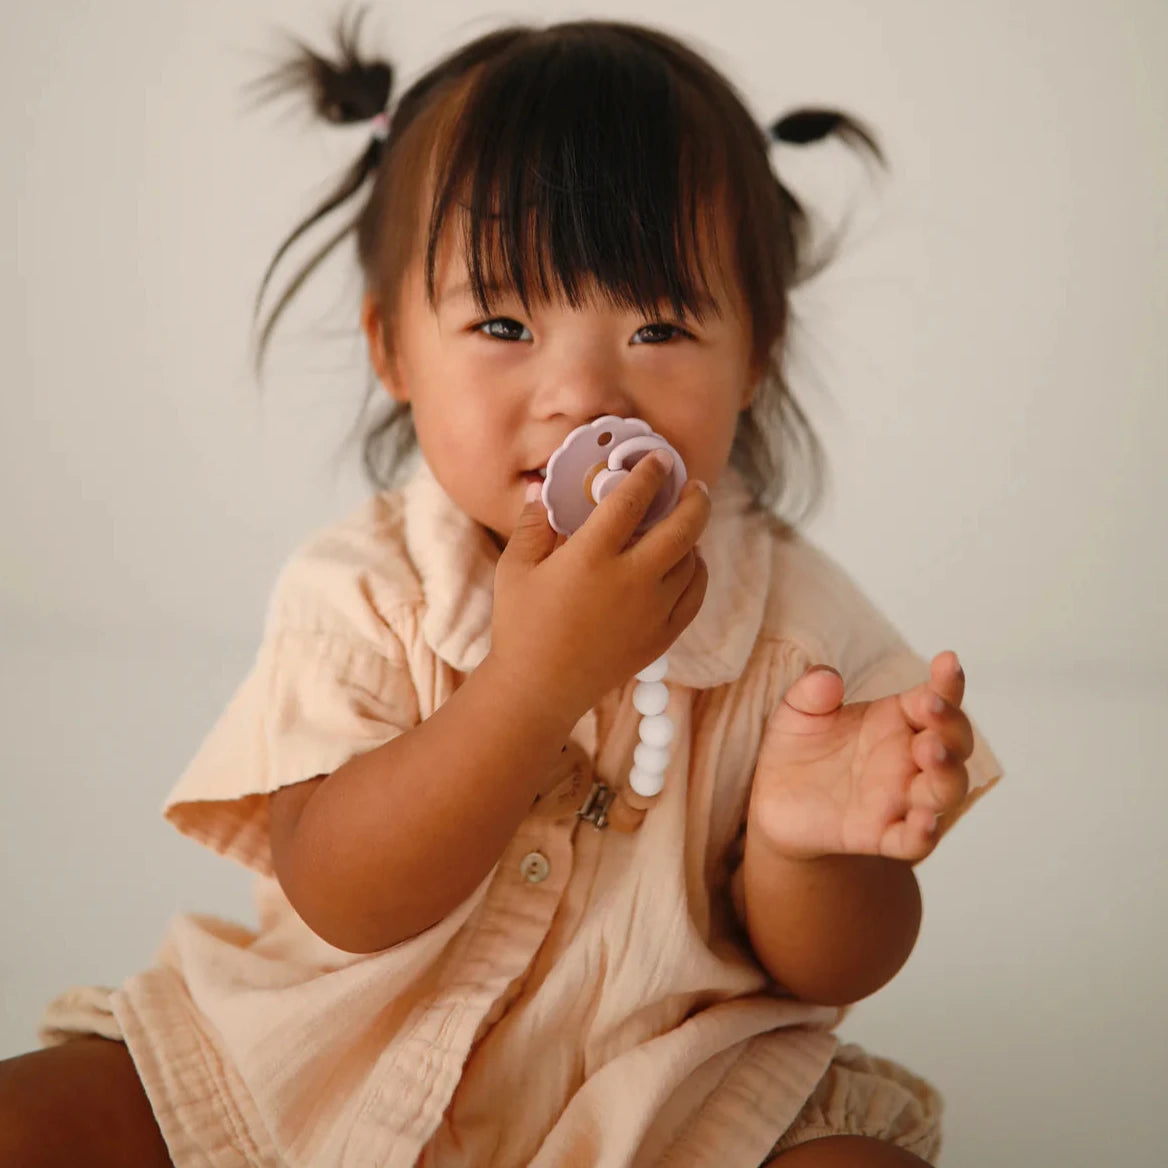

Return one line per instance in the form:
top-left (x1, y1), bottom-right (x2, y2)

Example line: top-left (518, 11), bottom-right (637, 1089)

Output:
top-left (401, 458), bottom-right (772, 689)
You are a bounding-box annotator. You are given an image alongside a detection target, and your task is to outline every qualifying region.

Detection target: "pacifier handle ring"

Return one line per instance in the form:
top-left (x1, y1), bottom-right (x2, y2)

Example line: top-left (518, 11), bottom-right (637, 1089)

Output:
top-left (589, 438), bottom-right (687, 533)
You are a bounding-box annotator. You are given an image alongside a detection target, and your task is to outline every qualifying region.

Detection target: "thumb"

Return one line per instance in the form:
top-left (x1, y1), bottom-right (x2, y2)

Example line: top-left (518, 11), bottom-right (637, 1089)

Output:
top-left (502, 482), bottom-right (559, 566)
top-left (782, 664), bottom-right (845, 717)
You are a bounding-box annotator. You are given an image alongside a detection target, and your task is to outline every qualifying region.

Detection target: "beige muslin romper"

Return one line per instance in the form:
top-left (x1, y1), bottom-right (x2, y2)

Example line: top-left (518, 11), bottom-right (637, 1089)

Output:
top-left (40, 460), bottom-right (1002, 1167)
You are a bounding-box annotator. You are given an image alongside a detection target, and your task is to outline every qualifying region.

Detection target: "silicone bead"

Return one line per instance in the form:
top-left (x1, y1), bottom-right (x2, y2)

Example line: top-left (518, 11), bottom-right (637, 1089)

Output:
top-left (638, 713), bottom-right (675, 748)
top-left (635, 655), bottom-right (669, 683)
top-left (632, 681), bottom-right (669, 717)
top-left (629, 765), bottom-right (667, 798)
top-left (633, 741), bottom-right (670, 775)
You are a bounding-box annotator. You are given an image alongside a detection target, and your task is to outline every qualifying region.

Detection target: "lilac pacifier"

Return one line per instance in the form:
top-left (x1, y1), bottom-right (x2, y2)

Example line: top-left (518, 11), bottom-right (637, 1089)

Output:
top-left (538, 416), bottom-right (687, 808)
top-left (540, 416), bottom-right (688, 537)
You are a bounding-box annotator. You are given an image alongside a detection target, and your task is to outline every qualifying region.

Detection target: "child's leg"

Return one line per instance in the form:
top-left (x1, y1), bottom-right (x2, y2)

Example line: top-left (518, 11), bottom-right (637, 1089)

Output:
top-left (0, 1035), bottom-right (173, 1168)
top-left (768, 1135), bottom-right (932, 1166)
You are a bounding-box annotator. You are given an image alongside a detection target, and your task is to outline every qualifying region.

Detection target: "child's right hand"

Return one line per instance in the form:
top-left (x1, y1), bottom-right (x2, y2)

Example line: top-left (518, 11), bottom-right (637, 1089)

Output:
top-left (489, 453), bottom-right (711, 720)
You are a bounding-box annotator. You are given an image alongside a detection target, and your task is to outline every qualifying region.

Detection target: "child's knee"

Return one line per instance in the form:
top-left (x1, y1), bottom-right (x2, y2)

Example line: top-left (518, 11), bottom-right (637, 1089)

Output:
top-left (0, 1046), bottom-right (66, 1167)
top-left (0, 1037), bottom-right (173, 1168)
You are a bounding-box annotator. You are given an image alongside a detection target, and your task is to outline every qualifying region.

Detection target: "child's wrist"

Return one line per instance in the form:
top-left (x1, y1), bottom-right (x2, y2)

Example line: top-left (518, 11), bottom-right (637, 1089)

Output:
top-left (746, 797), bottom-right (837, 864)
top-left (478, 650), bottom-right (587, 741)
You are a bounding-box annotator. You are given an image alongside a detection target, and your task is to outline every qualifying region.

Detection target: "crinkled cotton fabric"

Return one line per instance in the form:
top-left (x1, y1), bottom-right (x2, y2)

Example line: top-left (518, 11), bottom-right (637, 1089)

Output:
top-left (765, 1043), bottom-right (944, 1162)
top-left (40, 459), bottom-right (1002, 1167)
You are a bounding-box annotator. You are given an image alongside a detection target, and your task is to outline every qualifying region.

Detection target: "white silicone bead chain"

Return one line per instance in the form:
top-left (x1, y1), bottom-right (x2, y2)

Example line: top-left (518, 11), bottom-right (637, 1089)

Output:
top-left (630, 654), bottom-right (676, 796)
top-left (540, 415), bottom-right (688, 804)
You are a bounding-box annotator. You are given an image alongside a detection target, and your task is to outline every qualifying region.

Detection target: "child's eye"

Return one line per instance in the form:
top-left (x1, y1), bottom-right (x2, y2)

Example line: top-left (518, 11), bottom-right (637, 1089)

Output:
top-left (632, 323), bottom-right (692, 345)
top-left (475, 317), bottom-right (533, 342)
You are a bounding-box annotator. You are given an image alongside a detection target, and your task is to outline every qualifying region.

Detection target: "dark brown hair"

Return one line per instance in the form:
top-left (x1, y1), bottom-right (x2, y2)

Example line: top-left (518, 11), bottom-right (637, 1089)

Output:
top-left (252, 10), bottom-right (885, 526)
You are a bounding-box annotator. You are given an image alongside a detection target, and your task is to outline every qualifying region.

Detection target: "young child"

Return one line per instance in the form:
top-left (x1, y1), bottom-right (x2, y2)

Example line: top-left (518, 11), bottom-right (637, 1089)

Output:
top-left (1, 14), bottom-right (1003, 1167)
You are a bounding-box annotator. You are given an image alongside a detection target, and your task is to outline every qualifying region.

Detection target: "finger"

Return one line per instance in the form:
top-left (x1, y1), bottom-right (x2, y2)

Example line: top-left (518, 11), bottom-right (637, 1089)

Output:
top-left (905, 805), bottom-right (942, 840)
top-left (904, 696), bottom-right (974, 760)
top-left (880, 810), bottom-right (937, 863)
top-left (781, 665), bottom-right (845, 717)
top-left (578, 450), bottom-right (677, 557)
top-left (908, 749), bottom-right (969, 813)
top-left (899, 652), bottom-right (967, 731)
top-left (661, 546), bottom-right (698, 594)
top-left (930, 650), bottom-right (965, 707)
top-left (501, 481), bottom-right (559, 566)
top-left (632, 477), bottom-right (711, 574)
top-left (666, 549), bottom-right (709, 632)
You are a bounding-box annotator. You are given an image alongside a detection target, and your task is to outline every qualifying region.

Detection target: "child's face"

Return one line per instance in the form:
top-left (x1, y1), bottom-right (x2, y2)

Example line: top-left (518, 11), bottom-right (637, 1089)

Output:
top-left (364, 218), bottom-right (760, 550)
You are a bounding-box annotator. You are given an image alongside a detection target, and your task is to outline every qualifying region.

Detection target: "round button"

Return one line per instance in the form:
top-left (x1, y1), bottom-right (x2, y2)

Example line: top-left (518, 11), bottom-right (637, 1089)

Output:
top-left (519, 851), bottom-right (550, 884)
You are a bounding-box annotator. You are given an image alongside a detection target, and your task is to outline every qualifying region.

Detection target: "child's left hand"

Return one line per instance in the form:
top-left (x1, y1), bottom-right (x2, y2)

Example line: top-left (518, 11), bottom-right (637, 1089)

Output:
top-left (747, 651), bottom-right (972, 864)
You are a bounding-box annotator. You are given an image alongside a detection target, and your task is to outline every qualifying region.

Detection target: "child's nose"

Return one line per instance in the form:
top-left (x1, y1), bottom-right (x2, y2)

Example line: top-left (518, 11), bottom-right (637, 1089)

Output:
top-left (533, 351), bottom-right (634, 420)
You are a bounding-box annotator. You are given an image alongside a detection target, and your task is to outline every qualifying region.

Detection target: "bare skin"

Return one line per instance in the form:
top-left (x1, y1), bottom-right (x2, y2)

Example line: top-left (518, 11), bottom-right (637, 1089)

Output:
top-left (769, 1134), bottom-right (933, 1165)
top-left (0, 1037), bottom-right (173, 1168)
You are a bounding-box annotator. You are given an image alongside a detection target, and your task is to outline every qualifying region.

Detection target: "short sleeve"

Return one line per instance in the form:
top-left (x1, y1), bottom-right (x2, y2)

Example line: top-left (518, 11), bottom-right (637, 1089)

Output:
top-left (162, 551), bottom-right (422, 877)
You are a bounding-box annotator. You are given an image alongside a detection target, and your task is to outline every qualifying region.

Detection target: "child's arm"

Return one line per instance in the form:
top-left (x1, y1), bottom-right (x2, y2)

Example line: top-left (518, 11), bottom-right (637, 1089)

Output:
top-left (739, 652), bottom-right (971, 1006)
top-left (741, 839), bottom-right (922, 1006)
top-left (271, 456), bottom-right (709, 955)
top-left (268, 651), bottom-right (580, 954)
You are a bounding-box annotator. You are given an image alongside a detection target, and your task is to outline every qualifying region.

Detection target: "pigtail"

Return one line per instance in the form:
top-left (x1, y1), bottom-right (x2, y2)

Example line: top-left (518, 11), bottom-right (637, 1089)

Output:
top-left (766, 106), bottom-right (886, 285)
top-left (769, 108), bottom-right (883, 164)
top-left (249, 7), bottom-right (394, 374)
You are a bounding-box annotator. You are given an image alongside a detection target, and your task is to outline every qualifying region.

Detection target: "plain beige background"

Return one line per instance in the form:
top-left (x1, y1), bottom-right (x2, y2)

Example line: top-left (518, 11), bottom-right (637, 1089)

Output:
top-left (2, 1), bottom-right (1165, 1165)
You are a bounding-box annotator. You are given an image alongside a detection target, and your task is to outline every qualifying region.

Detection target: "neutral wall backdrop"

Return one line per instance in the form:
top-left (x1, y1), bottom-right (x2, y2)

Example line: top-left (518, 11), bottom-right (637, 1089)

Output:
top-left (2, 2), bottom-right (1165, 1166)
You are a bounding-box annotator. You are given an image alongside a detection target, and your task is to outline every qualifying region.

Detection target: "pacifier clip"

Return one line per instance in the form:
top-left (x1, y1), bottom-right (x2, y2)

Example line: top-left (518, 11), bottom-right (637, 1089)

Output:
top-left (540, 416), bottom-right (687, 831)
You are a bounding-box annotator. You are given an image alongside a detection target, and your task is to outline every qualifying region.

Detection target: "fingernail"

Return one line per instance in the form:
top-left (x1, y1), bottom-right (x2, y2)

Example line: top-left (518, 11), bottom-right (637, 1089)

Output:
top-left (930, 694), bottom-right (945, 714)
top-left (933, 741), bottom-right (948, 763)
top-left (525, 481), bottom-right (542, 503)
top-left (691, 479), bottom-right (709, 496)
top-left (650, 450), bottom-right (673, 472)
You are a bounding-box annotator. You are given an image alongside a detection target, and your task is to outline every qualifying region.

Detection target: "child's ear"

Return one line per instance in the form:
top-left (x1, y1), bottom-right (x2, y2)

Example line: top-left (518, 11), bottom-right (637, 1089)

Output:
top-left (361, 293), bottom-right (409, 403)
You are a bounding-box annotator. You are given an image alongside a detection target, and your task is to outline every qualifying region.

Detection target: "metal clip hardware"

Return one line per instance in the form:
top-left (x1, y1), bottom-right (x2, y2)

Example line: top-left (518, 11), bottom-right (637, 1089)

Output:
top-left (576, 780), bottom-right (615, 830)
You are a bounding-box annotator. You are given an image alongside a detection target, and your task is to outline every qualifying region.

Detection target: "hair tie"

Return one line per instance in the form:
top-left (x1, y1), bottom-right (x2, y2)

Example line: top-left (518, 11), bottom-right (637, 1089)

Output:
top-left (370, 110), bottom-right (391, 142)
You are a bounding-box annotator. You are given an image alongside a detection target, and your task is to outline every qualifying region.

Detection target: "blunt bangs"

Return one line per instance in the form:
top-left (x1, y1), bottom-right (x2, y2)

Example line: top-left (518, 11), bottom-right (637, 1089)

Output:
top-left (421, 28), bottom-right (730, 324)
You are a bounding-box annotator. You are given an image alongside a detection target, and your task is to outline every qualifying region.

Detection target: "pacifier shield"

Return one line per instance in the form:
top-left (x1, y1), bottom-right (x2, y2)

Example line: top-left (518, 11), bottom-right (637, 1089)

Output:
top-left (542, 416), bottom-right (687, 536)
